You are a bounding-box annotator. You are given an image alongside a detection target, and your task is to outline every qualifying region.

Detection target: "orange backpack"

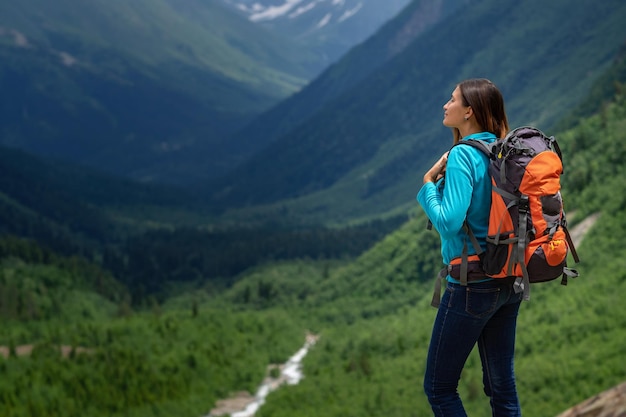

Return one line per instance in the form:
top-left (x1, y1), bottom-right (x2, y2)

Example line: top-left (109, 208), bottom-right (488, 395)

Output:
top-left (430, 126), bottom-right (580, 307)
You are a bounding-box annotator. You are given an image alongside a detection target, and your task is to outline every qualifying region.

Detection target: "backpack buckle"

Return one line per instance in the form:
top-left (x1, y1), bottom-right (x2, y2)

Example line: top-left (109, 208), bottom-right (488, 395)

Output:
top-left (518, 195), bottom-right (530, 213)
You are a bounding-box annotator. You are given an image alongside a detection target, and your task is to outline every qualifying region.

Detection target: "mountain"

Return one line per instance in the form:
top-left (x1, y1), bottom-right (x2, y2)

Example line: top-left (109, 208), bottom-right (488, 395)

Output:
top-left (217, 0), bottom-right (470, 174)
top-left (219, 0), bottom-right (412, 64)
top-left (0, 0), bottom-right (321, 184)
top-left (208, 0), bottom-right (626, 225)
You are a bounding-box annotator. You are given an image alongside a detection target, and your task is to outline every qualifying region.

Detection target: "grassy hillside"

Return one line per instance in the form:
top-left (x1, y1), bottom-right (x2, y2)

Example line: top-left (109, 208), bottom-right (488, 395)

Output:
top-left (210, 0), bottom-right (626, 226)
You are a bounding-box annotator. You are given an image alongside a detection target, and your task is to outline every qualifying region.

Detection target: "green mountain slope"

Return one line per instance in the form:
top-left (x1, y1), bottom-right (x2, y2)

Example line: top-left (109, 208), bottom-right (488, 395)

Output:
top-left (210, 0), bottom-right (626, 225)
top-left (217, 0), bottom-right (470, 167)
top-left (237, 88), bottom-right (626, 417)
top-left (0, 0), bottom-right (319, 183)
top-left (0, 0), bottom-right (317, 85)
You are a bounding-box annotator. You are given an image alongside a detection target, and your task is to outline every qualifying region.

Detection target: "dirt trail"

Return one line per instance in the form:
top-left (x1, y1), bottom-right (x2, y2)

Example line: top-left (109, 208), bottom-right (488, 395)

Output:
top-left (568, 212), bottom-right (600, 248)
top-left (0, 345), bottom-right (91, 358)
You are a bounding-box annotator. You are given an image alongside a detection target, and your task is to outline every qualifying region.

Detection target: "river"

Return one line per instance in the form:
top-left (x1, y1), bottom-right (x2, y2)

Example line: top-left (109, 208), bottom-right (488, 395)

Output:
top-left (207, 333), bottom-right (319, 417)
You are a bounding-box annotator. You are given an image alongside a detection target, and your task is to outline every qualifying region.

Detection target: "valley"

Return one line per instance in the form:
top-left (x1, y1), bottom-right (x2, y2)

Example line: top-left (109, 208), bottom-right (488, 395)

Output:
top-left (0, 1), bottom-right (625, 416)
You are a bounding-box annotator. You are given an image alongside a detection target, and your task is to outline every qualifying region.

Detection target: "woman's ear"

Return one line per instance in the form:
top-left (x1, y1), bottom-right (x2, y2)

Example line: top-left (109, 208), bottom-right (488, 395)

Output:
top-left (465, 106), bottom-right (474, 120)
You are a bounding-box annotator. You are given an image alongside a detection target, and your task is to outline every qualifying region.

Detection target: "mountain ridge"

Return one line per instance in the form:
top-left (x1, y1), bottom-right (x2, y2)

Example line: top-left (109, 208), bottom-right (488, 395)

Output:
top-left (208, 0), bottom-right (626, 225)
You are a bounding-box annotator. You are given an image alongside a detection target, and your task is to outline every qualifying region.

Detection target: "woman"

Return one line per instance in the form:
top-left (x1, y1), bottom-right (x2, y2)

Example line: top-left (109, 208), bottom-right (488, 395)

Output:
top-left (417, 78), bottom-right (523, 416)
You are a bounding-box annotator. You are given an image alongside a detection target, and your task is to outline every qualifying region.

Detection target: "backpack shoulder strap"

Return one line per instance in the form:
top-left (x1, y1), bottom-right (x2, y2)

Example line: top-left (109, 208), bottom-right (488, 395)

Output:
top-left (453, 139), bottom-right (495, 159)
top-left (425, 140), bottom-right (493, 231)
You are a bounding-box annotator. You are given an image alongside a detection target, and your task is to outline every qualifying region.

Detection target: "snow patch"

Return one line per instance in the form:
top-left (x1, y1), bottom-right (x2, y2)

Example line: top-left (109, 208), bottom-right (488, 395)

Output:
top-left (289, 1), bottom-right (317, 19)
top-left (338, 2), bottom-right (362, 22)
top-left (249, 0), bottom-right (306, 22)
top-left (316, 12), bottom-right (332, 28)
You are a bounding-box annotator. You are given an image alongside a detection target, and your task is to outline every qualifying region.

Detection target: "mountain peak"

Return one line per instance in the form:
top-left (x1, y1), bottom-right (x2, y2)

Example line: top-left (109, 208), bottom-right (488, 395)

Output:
top-left (219, 0), bottom-right (411, 63)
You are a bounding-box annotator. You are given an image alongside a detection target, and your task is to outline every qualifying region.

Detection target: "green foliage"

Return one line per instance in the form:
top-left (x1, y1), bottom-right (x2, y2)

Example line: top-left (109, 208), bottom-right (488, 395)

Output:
top-left (560, 91), bottom-right (626, 216)
top-left (0, 236), bottom-right (125, 325)
top-left (303, 214), bottom-right (440, 317)
top-left (225, 260), bottom-right (342, 309)
top-left (0, 303), bottom-right (305, 417)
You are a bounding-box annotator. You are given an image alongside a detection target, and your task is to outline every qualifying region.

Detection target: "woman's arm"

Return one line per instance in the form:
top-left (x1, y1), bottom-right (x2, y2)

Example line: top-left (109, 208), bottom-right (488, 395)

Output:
top-left (418, 147), bottom-right (474, 238)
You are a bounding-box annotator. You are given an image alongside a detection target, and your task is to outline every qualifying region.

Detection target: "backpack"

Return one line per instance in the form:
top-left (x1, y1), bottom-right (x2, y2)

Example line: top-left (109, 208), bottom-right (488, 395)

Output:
top-left (429, 126), bottom-right (580, 307)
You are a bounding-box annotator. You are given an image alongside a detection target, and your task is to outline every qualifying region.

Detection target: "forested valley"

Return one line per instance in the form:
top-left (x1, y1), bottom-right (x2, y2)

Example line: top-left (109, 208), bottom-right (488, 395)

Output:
top-left (1, 82), bottom-right (625, 416)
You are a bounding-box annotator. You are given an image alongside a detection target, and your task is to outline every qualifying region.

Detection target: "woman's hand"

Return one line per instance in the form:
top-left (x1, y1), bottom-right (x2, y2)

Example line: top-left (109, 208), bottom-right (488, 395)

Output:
top-left (423, 152), bottom-right (449, 184)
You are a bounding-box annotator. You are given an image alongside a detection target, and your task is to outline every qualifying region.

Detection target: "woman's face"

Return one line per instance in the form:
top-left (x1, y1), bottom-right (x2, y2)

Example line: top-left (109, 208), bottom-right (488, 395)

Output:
top-left (443, 86), bottom-right (470, 128)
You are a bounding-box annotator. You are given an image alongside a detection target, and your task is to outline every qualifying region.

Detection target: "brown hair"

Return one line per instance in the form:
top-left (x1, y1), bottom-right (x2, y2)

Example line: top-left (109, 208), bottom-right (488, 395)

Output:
top-left (453, 78), bottom-right (509, 144)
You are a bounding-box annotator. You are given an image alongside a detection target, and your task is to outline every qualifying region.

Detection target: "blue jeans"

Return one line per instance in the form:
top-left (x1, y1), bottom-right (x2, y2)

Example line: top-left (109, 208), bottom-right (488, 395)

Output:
top-left (424, 277), bottom-right (523, 416)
